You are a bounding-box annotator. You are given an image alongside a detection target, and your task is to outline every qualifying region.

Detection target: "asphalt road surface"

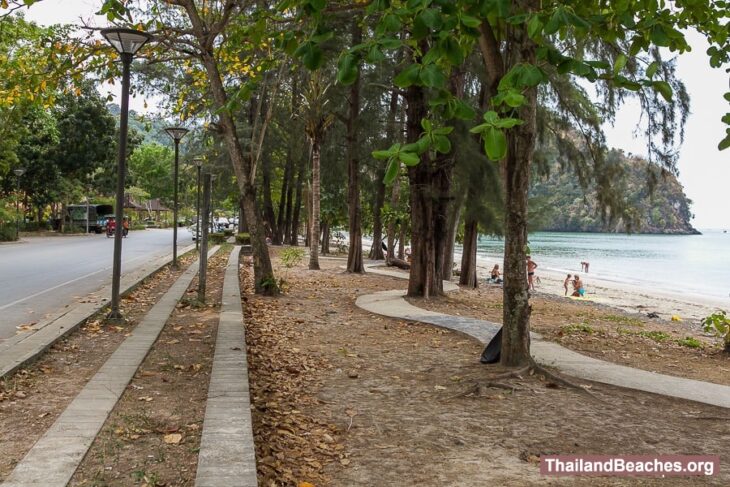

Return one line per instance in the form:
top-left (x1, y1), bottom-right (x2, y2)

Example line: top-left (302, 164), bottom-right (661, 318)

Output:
top-left (0, 228), bottom-right (194, 341)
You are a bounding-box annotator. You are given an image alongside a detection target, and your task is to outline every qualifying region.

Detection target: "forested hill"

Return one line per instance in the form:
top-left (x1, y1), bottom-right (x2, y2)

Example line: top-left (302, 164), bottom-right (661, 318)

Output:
top-left (530, 150), bottom-right (700, 234)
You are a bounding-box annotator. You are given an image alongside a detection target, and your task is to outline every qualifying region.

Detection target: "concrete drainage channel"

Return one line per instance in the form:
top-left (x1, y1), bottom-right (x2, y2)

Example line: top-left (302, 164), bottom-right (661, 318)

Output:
top-left (0, 245), bottom-right (196, 379)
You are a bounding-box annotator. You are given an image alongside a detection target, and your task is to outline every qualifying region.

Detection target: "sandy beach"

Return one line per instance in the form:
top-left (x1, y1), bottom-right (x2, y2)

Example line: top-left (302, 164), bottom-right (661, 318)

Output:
top-left (472, 254), bottom-right (729, 326)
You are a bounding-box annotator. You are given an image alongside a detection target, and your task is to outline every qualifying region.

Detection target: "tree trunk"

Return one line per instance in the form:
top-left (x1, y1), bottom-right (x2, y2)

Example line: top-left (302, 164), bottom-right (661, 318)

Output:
top-left (309, 140), bottom-right (321, 270)
top-left (501, 18), bottom-right (538, 367)
top-left (405, 84), bottom-right (451, 298)
top-left (277, 149), bottom-right (292, 243)
top-left (371, 88), bottom-right (399, 262)
top-left (442, 191), bottom-right (464, 280)
top-left (321, 221), bottom-right (330, 255)
top-left (261, 153), bottom-right (279, 244)
top-left (346, 22), bottom-right (365, 273)
top-left (197, 48), bottom-right (276, 295)
top-left (459, 218), bottom-right (479, 287)
top-left (238, 196), bottom-right (249, 233)
top-left (290, 152), bottom-right (305, 246)
top-left (384, 89), bottom-right (401, 263)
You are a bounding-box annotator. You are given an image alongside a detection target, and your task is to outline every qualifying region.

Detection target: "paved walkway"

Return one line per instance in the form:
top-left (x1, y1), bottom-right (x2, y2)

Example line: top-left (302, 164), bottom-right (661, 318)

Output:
top-left (196, 246), bottom-right (258, 487)
top-left (359, 264), bottom-right (730, 409)
top-left (0, 244), bottom-right (196, 379)
top-left (2, 247), bottom-right (220, 487)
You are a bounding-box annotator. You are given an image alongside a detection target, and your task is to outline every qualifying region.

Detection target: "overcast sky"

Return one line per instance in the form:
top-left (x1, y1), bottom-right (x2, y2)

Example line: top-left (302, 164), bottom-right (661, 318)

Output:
top-left (19, 0), bottom-right (730, 230)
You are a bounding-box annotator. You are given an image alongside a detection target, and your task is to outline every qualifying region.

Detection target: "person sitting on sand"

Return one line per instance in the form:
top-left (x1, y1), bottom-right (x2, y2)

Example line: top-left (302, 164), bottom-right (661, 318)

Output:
top-left (526, 256), bottom-right (538, 291)
top-left (572, 275), bottom-right (585, 297)
top-left (564, 274), bottom-right (572, 296)
top-left (490, 264), bottom-right (502, 284)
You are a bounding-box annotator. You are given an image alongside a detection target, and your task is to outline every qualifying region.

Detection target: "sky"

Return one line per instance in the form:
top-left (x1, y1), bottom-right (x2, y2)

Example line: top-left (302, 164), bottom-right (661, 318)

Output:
top-left (18, 0), bottom-right (730, 230)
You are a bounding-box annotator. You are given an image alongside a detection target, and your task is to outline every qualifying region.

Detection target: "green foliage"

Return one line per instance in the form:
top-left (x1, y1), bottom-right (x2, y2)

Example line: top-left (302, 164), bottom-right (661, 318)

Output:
top-left (637, 331), bottom-right (670, 342)
top-left (676, 336), bottom-right (703, 349)
top-left (560, 323), bottom-right (595, 335)
top-left (702, 311), bottom-right (730, 351)
top-left (280, 247), bottom-right (305, 268)
top-left (209, 233), bottom-right (227, 244)
top-left (235, 233), bottom-right (251, 245)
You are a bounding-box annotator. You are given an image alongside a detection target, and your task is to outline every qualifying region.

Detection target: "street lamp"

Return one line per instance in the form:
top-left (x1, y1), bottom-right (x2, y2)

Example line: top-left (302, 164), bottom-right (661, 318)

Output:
top-left (13, 167), bottom-right (25, 241)
top-left (165, 127), bottom-right (189, 269)
top-left (101, 27), bottom-right (153, 322)
top-left (192, 158), bottom-right (203, 250)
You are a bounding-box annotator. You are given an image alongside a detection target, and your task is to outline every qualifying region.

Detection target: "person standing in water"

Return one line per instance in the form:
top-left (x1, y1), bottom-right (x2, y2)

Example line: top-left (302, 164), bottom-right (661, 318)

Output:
top-left (526, 256), bottom-right (538, 291)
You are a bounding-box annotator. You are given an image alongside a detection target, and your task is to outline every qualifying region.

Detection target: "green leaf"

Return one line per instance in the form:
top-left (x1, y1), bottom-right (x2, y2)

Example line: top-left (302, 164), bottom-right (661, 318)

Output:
top-left (527, 15), bottom-right (543, 39)
top-left (295, 42), bottom-right (323, 70)
top-left (366, 46), bottom-right (386, 63)
top-left (415, 136), bottom-right (431, 154)
top-left (384, 159), bottom-right (400, 183)
top-left (337, 53), bottom-right (359, 85)
top-left (460, 14), bottom-right (481, 28)
top-left (484, 127), bottom-right (507, 160)
top-left (469, 122), bottom-right (491, 134)
top-left (372, 149), bottom-right (394, 160)
top-left (419, 64), bottom-right (446, 88)
top-left (718, 132), bottom-right (730, 151)
top-left (441, 36), bottom-right (464, 65)
top-left (433, 135), bottom-right (451, 153)
top-left (652, 80), bottom-right (673, 102)
top-left (494, 117), bottom-right (523, 129)
top-left (503, 90), bottom-right (525, 108)
top-left (483, 110), bottom-right (500, 124)
top-left (380, 38), bottom-right (402, 50)
top-left (646, 61), bottom-right (660, 79)
top-left (308, 0), bottom-right (326, 11)
top-left (381, 13), bottom-right (401, 32)
top-left (453, 99), bottom-right (476, 120)
top-left (418, 8), bottom-right (442, 29)
top-left (421, 118), bottom-right (433, 132)
top-left (399, 151), bottom-right (421, 166)
top-left (432, 126), bottom-right (454, 135)
top-left (394, 64), bottom-right (421, 88)
top-left (613, 54), bottom-right (627, 75)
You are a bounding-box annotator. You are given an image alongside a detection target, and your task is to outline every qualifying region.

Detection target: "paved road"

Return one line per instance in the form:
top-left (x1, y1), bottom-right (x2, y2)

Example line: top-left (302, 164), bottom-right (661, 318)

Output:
top-left (0, 228), bottom-right (194, 341)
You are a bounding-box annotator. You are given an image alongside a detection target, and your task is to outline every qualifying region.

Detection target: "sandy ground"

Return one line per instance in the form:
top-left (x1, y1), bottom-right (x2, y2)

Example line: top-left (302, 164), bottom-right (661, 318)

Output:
top-left (244, 250), bottom-right (730, 486)
top-left (471, 256), bottom-right (728, 325)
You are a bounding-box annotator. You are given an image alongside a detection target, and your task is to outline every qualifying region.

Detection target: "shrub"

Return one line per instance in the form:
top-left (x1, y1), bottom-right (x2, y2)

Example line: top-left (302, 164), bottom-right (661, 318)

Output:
top-left (281, 247), bottom-right (305, 268)
top-left (235, 232), bottom-right (251, 245)
top-left (223, 229), bottom-right (234, 237)
top-left (637, 330), bottom-right (670, 342)
top-left (209, 233), bottom-right (227, 244)
top-left (131, 223), bottom-right (146, 231)
top-left (702, 311), bottom-right (730, 353)
top-left (0, 224), bottom-right (16, 241)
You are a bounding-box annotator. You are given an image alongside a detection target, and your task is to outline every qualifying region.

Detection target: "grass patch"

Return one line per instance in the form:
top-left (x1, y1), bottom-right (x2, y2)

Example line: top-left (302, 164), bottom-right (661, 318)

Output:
top-left (561, 322), bottom-right (595, 335)
top-left (616, 329), bottom-right (671, 343)
top-left (676, 337), bottom-right (703, 349)
top-left (602, 314), bottom-right (644, 327)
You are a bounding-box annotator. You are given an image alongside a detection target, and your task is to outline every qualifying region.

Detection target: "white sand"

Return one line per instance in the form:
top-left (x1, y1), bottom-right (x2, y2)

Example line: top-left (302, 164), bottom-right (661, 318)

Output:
top-left (472, 255), bottom-right (729, 326)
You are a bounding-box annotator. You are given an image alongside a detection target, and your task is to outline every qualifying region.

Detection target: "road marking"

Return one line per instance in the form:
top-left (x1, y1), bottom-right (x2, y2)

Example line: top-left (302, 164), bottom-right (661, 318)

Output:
top-left (0, 253), bottom-right (156, 311)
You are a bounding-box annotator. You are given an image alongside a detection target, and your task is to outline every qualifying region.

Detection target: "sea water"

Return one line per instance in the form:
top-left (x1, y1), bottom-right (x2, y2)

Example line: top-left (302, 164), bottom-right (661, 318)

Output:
top-left (474, 230), bottom-right (730, 302)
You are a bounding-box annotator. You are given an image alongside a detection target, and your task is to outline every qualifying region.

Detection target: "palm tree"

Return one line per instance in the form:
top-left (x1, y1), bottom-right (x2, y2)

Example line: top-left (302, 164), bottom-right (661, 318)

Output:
top-left (300, 72), bottom-right (334, 270)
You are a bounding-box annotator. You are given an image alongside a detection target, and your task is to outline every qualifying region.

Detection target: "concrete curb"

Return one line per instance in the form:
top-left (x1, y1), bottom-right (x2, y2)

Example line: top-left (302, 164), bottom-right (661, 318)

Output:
top-left (196, 246), bottom-right (258, 487)
top-left (360, 265), bottom-right (730, 409)
top-left (0, 244), bottom-right (196, 379)
top-left (2, 246), bottom-right (220, 487)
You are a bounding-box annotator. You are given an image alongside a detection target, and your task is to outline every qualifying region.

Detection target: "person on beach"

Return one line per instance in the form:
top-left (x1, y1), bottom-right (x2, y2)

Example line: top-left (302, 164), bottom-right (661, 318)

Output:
top-left (564, 274), bottom-right (572, 296)
top-left (526, 256), bottom-right (538, 291)
top-left (572, 275), bottom-right (585, 297)
top-left (490, 264), bottom-right (502, 284)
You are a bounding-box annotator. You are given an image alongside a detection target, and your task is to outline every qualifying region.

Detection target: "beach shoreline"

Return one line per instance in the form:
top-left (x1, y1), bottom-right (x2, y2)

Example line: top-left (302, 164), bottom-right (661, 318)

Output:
top-left (471, 254), bottom-right (728, 326)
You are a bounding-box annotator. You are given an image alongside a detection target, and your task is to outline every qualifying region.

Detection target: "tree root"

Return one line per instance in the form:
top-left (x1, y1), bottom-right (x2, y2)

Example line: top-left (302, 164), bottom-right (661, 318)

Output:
top-left (454, 362), bottom-right (606, 403)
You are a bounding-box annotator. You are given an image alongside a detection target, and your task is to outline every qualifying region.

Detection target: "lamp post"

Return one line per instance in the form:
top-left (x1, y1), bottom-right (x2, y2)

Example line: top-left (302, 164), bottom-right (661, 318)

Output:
top-left (165, 127), bottom-right (189, 270)
top-left (13, 167), bottom-right (25, 241)
top-left (101, 27), bottom-right (153, 321)
top-left (193, 158), bottom-right (203, 250)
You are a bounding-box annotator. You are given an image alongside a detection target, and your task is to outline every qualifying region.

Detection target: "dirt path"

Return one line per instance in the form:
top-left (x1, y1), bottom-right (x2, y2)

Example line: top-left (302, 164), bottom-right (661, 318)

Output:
top-left (245, 251), bottom-right (729, 486)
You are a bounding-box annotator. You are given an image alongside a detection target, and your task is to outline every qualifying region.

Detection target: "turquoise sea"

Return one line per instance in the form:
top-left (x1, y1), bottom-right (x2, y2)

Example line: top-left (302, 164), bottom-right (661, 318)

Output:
top-left (475, 230), bottom-right (730, 302)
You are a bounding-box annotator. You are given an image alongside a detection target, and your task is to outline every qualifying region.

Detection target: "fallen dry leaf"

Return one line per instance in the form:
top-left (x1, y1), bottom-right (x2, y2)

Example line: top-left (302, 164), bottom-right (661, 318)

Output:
top-left (163, 433), bottom-right (183, 444)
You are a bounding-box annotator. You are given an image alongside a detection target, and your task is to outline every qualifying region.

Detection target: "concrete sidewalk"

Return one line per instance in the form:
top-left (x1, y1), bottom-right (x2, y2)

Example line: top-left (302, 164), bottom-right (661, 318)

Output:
top-left (196, 246), bottom-right (258, 487)
top-left (0, 244), bottom-right (196, 379)
top-left (2, 246), bottom-right (219, 487)
top-left (359, 265), bottom-right (730, 409)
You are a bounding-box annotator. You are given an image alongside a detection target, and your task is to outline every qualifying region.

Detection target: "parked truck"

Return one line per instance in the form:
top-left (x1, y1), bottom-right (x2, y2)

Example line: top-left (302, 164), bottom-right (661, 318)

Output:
top-left (66, 204), bottom-right (114, 233)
